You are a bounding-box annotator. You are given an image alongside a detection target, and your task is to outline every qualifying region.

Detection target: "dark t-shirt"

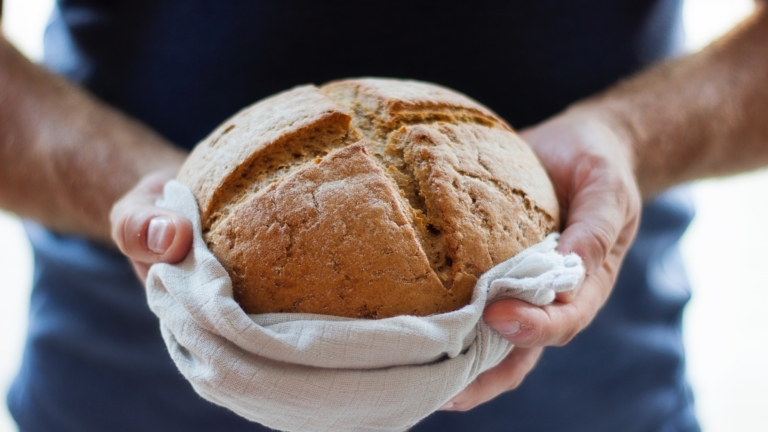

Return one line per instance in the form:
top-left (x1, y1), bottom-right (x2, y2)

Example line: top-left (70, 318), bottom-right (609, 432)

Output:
top-left (8, 1), bottom-right (699, 431)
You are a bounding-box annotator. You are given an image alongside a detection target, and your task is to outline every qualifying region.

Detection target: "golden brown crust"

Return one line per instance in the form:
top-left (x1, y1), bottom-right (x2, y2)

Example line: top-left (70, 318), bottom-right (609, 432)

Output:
top-left (209, 143), bottom-right (451, 318)
top-left (178, 78), bottom-right (559, 319)
top-left (177, 85), bottom-right (357, 233)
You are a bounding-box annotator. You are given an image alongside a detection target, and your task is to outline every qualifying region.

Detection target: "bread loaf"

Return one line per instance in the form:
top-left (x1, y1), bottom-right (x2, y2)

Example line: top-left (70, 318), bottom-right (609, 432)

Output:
top-left (177, 78), bottom-right (559, 319)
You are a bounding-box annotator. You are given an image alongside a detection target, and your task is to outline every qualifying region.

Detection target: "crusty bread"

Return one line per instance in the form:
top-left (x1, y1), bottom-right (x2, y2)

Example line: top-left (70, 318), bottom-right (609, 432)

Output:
top-left (177, 78), bottom-right (559, 319)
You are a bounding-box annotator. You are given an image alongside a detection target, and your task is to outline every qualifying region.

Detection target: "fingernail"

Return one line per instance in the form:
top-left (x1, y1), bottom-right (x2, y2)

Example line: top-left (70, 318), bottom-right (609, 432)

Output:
top-left (438, 401), bottom-right (455, 411)
top-left (492, 320), bottom-right (522, 336)
top-left (147, 217), bottom-right (174, 254)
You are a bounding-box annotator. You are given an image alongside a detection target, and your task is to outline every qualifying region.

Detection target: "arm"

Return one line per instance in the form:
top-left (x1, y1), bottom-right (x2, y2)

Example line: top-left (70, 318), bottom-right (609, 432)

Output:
top-left (0, 33), bottom-right (187, 243)
top-left (107, 0), bottom-right (768, 411)
top-left (444, 3), bottom-right (768, 410)
top-left (595, 3), bottom-right (768, 197)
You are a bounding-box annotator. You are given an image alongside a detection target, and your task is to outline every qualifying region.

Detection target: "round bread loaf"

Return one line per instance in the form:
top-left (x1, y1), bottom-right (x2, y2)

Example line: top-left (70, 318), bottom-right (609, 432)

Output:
top-left (177, 78), bottom-right (559, 319)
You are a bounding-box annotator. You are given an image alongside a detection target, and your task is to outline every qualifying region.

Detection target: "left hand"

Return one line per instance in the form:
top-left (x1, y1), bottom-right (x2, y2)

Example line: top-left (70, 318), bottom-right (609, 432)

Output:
top-left (440, 106), bottom-right (642, 411)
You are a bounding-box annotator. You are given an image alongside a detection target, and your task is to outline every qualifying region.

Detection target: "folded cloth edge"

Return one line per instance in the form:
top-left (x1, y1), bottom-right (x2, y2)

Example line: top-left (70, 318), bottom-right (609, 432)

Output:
top-left (146, 180), bottom-right (585, 432)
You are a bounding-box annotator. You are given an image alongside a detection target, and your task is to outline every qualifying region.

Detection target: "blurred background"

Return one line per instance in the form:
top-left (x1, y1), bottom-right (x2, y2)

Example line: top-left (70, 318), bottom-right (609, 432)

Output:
top-left (1, 0), bottom-right (766, 431)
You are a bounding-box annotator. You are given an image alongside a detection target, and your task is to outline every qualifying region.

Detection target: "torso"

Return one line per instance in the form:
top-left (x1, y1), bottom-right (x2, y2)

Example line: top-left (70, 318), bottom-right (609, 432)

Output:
top-left (8, 1), bottom-right (698, 431)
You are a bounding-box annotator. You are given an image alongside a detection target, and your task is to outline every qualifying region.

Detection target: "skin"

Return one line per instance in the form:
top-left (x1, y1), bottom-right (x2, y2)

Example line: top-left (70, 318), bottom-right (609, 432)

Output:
top-left (0, 39), bottom-right (187, 242)
top-left (447, 2), bottom-right (768, 410)
top-left (0, 0), bottom-right (767, 416)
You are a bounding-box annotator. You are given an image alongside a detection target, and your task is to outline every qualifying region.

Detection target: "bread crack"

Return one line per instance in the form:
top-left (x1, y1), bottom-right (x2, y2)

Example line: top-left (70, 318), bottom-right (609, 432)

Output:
top-left (318, 89), bottom-right (518, 289)
top-left (456, 167), bottom-right (557, 235)
top-left (185, 80), bottom-right (560, 319)
top-left (204, 121), bottom-right (360, 233)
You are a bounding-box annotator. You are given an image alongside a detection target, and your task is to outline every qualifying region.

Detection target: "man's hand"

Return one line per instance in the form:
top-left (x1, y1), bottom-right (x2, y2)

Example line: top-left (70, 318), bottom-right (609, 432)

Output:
top-left (110, 170), bottom-right (193, 283)
top-left (440, 107), bottom-right (642, 411)
top-left (443, 3), bottom-right (768, 412)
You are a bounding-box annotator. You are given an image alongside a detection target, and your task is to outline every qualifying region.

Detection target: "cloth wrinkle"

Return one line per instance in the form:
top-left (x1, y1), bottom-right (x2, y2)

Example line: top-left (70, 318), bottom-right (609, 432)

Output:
top-left (146, 180), bottom-right (585, 432)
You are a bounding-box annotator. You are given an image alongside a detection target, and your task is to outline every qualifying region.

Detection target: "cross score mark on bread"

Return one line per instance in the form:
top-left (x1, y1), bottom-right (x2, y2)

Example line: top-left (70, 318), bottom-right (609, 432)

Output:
top-left (177, 78), bottom-right (559, 319)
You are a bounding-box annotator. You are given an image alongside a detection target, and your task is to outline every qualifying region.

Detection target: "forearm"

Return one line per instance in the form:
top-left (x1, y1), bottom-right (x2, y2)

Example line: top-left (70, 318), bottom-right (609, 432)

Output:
top-left (572, 3), bottom-right (768, 198)
top-left (0, 36), bottom-right (186, 243)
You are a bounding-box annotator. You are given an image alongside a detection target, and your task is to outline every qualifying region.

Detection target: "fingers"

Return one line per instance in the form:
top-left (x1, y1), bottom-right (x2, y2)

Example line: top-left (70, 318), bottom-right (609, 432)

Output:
top-left (451, 112), bottom-right (643, 412)
top-left (521, 115), bottom-right (640, 279)
top-left (558, 154), bottom-right (639, 275)
top-left (438, 347), bottom-right (543, 412)
top-left (483, 167), bottom-right (640, 347)
top-left (555, 290), bottom-right (576, 303)
top-left (483, 267), bottom-right (612, 347)
top-left (485, 216), bottom-right (639, 348)
top-left (112, 204), bottom-right (192, 264)
top-left (110, 172), bottom-right (193, 282)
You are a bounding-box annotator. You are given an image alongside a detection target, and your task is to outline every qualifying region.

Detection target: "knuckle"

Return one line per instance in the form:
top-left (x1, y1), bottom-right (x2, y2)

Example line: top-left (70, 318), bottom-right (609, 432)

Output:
top-left (589, 223), bottom-right (613, 258)
top-left (526, 322), bottom-right (548, 346)
top-left (551, 304), bottom-right (586, 347)
top-left (564, 315), bottom-right (597, 347)
top-left (572, 154), bottom-right (609, 189)
top-left (613, 183), bottom-right (641, 220)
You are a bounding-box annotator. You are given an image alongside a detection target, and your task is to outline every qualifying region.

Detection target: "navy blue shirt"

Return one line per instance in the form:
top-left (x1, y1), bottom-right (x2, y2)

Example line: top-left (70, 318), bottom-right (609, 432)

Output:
top-left (8, 1), bottom-right (698, 431)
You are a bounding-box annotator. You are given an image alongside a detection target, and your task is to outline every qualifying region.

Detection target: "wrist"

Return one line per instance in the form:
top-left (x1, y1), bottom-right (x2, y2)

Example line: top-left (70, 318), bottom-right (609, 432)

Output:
top-left (560, 100), bottom-right (645, 196)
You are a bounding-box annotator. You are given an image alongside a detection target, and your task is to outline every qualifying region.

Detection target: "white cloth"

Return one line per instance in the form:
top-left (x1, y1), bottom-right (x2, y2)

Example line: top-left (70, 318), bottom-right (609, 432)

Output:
top-left (146, 180), bottom-right (585, 432)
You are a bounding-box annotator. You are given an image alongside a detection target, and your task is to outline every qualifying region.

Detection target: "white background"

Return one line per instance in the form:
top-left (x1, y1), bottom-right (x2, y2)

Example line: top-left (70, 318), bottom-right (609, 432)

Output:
top-left (0, 0), bottom-right (766, 431)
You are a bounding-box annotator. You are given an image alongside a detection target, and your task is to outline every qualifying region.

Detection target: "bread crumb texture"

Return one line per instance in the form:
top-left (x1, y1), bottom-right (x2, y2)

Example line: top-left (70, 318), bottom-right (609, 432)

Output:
top-left (177, 78), bottom-right (559, 319)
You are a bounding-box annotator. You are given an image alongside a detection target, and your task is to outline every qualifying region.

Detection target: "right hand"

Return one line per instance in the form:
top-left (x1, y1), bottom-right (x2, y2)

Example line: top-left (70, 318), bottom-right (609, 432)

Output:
top-left (483, 106), bottom-right (641, 344)
top-left (443, 106), bottom-right (642, 412)
top-left (110, 170), bottom-right (193, 283)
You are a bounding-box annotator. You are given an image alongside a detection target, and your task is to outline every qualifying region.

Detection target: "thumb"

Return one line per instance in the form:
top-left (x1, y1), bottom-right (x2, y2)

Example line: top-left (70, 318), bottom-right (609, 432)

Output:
top-left (110, 172), bottom-right (193, 268)
top-left (111, 204), bottom-right (193, 266)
